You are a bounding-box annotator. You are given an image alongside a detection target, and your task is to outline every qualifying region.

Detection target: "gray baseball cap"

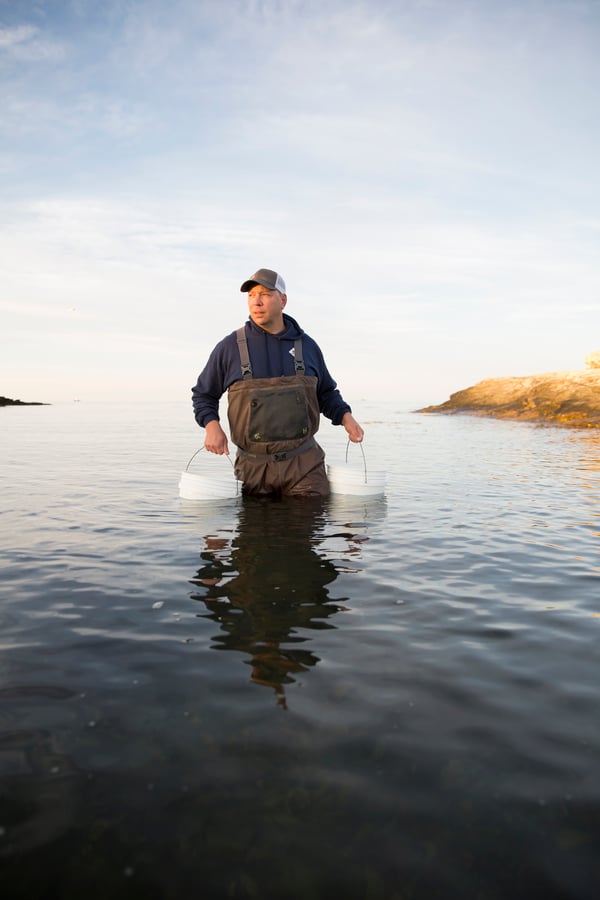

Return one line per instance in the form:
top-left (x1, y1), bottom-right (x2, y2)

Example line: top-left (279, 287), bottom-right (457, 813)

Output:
top-left (240, 268), bottom-right (286, 293)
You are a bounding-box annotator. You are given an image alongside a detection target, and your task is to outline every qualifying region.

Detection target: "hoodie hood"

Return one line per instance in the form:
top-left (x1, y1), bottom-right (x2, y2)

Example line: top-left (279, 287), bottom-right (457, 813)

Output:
top-left (247, 312), bottom-right (304, 341)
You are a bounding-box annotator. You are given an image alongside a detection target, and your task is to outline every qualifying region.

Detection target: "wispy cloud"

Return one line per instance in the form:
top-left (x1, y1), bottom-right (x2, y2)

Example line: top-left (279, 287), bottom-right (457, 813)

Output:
top-left (1, 0), bottom-right (599, 401)
top-left (0, 23), bottom-right (64, 61)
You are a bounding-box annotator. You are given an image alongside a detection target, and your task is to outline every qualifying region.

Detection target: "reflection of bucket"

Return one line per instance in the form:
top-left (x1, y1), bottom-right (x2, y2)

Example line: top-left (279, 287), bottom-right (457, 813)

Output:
top-left (327, 464), bottom-right (386, 496)
top-left (178, 448), bottom-right (241, 501)
top-left (179, 498), bottom-right (240, 533)
top-left (327, 492), bottom-right (388, 523)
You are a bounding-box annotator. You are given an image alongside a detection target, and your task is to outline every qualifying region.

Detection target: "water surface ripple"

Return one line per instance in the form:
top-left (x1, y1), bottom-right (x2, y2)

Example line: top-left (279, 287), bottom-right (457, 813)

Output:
top-left (1, 401), bottom-right (599, 898)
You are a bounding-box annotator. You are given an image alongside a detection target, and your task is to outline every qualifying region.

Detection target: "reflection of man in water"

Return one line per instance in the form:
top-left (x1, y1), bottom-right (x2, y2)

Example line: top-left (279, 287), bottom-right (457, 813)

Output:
top-left (190, 498), bottom-right (348, 707)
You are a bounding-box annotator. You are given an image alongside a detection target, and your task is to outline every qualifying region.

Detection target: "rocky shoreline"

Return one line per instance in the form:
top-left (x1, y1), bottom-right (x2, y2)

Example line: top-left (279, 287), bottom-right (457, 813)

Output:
top-left (418, 367), bottom-right (600, 428)
top-left (1, 396), bottom-right (49, 407)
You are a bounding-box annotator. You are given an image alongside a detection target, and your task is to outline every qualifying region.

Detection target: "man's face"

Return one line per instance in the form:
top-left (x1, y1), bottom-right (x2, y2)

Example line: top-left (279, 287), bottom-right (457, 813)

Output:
top-left (247, 285), bottom-right (287, 333)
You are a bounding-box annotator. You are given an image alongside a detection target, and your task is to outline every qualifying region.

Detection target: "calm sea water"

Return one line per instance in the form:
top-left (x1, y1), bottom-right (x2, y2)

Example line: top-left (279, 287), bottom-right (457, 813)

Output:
top-left (1, 400), bottom-right (599, 899)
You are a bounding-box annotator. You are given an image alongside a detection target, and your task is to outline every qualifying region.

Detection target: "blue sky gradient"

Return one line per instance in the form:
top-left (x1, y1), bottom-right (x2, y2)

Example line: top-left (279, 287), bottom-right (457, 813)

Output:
top-left (2, 0), bottom-right (599, 405)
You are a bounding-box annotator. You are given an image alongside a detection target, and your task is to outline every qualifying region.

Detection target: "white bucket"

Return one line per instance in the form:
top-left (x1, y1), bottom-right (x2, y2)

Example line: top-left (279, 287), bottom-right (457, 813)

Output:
top-left (327, 464), bottom-right (386, 496)
top-left (327, 442), bottom-right (386, 497)
top-left (178, 448), bottom-right (241, 501)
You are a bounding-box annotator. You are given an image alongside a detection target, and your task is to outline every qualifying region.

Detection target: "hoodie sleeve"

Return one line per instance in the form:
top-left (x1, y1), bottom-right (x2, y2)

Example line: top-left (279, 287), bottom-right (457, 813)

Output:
top-left (307, 338), bottom-right (352, 425)
top-left (191, 334), bottom-right (240, 427)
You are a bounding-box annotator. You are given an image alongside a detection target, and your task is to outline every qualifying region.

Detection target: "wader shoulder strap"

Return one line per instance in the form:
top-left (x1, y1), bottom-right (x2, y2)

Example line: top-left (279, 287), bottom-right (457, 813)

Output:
top-left (293, 338), bottom-right (305, 374)
top-left (236, 327), bottom-right (252, 379)
top-left (237, 328), bottom-right (305, 378)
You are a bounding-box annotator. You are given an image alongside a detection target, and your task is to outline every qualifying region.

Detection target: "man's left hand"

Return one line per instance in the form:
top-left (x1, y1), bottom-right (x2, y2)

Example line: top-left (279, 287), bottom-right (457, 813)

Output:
top-left (342, 412), bottom-right (364, 443)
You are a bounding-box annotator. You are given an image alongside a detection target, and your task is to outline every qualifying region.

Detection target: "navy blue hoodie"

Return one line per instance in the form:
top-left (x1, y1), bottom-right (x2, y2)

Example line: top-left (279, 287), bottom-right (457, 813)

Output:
top-left (192, 314), bottom-right (351, 428)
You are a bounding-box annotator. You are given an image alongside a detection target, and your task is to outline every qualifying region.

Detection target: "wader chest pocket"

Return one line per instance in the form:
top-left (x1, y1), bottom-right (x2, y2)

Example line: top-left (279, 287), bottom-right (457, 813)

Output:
top-left (248, 387), bottom-right (309, 442)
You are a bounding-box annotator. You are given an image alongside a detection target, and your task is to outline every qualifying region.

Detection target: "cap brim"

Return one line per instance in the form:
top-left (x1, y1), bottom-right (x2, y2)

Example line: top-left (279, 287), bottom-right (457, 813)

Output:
top-left (240, 278), bottom-right (270, 292)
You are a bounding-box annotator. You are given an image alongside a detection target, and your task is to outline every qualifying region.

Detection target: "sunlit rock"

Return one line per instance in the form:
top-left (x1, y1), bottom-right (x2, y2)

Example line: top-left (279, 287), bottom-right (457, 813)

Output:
top-left (585, 351), bottom-right (600, 369)
top-left (418, 365), bottom-right (600, 428)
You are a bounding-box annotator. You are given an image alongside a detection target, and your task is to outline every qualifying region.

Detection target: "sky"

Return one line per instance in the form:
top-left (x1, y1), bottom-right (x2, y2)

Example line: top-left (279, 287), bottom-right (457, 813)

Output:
top-left (1, 0), bottom-right (599, 409)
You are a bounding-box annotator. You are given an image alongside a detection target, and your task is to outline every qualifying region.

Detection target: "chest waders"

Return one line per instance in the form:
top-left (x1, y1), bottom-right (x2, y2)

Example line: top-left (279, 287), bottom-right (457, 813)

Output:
top-left (227, 328), bottom-right (330, 496)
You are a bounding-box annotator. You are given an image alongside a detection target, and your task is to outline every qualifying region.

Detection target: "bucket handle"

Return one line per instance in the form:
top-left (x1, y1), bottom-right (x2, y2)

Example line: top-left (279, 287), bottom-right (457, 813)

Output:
top-left (345, 440), bottom-right (368, 484)
top-left (185, 446), bottom-right (235, 472)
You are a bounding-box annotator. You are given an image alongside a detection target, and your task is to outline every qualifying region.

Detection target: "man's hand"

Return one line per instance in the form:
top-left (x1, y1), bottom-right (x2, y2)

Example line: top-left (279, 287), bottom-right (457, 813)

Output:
top-left (204, 420), bottom-right (229, 455)
top-left (342, 412), bottom-right (364, 443)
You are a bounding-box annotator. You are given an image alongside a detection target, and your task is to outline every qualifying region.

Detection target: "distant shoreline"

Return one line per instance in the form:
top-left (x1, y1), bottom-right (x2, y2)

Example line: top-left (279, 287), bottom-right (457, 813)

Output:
top-left (1, 396), bottom-right (50, 407)
top-left (417, 369), bottom-right (600, 428)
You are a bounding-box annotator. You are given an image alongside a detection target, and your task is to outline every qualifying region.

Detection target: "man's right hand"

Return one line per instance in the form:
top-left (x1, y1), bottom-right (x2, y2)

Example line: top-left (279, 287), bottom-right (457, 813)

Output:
top-left (204, 420), bottom-right (229, 455)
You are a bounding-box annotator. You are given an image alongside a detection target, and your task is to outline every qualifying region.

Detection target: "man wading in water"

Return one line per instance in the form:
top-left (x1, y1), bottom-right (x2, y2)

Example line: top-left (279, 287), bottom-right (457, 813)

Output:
top-left (191, 268), bottom-right (364, 496)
